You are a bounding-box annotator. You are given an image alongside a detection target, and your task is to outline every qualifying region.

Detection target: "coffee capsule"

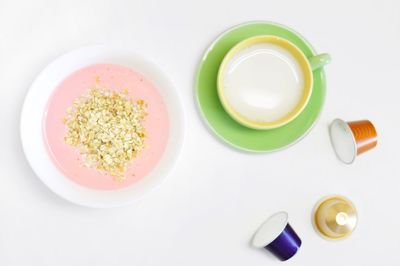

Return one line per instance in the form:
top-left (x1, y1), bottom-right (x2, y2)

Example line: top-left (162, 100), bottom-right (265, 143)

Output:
top-left (329, 119), bottom-right (377, 164)
top-left (252, 212), bottom-right (301, 261)
top-left (313, 195), bottom-right (357, 240)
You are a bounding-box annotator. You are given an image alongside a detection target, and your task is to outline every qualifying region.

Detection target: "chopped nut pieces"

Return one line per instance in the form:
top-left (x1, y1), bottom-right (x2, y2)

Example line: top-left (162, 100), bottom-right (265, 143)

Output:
top-left (64, 88), bottom-right (147, 181)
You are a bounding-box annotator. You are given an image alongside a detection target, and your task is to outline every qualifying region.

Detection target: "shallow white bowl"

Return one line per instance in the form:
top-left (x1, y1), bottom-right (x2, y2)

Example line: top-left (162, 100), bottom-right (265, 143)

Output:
top-left (20, 45), bottom-right (185, 208)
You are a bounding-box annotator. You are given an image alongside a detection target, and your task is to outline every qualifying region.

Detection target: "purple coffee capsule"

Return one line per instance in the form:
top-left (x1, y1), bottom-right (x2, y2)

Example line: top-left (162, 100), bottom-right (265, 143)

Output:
top-left (252, 212), bottom-right (302, 261)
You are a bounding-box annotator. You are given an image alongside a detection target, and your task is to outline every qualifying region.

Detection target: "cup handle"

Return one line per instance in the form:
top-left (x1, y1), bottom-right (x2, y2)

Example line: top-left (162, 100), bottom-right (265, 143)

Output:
top-left (308, 53), bottom-right (331, 71)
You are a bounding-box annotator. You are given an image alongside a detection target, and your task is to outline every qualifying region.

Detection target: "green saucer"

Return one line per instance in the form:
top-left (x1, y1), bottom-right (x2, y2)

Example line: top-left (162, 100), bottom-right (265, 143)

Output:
top-left (195, 21), bottom-right (327, 152)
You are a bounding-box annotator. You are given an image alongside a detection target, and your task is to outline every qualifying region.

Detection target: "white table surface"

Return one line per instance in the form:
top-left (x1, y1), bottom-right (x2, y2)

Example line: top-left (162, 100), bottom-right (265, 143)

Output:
top-left (1, 0), bottom-right (400, 265)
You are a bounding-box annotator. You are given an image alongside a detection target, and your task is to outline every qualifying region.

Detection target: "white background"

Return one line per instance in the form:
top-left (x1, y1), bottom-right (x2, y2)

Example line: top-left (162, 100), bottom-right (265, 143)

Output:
top-left (1, 0), bottom-right (399, 265)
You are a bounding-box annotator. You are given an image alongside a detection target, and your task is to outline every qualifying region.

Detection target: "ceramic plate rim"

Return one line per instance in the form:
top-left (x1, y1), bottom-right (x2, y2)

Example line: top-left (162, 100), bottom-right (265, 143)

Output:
top-left (20, 45), bottom-right (185, 208)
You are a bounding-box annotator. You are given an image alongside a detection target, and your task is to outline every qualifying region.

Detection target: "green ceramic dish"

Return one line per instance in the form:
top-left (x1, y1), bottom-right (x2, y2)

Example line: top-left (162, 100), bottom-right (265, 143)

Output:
top-left (195, 21), bottom-right (327, 152)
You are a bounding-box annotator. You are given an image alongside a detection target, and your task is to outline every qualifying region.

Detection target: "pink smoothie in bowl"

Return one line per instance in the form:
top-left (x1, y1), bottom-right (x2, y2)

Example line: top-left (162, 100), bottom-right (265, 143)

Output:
top-left (43, 64), bottom-right (170, 190)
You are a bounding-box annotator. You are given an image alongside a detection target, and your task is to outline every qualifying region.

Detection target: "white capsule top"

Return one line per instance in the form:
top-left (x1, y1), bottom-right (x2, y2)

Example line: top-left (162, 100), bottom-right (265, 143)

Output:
top-left (329, 119), bottom-right (357, 164)
top-left (252, 211), bottom-right (289, 248)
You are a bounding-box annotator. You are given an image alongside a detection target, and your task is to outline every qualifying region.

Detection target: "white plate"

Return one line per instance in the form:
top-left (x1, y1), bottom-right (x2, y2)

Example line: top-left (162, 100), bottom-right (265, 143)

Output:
top-left (20, 45), bottom-right (185, 208)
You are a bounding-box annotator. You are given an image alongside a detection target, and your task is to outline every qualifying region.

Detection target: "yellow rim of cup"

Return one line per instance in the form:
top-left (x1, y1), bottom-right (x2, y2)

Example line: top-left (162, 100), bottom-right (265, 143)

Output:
top-left (217, 35), bottom-right (314, 130)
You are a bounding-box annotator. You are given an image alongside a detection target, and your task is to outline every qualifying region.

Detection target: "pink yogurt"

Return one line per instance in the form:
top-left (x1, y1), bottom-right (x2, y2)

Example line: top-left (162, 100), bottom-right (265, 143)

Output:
top-left (43, 64), bottom-right (169, 190)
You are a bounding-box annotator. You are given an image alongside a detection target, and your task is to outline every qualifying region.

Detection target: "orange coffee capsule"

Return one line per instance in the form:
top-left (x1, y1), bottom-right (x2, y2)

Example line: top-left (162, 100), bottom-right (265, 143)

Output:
top-left (329, 119), bottom-right (377, 164)
top-left (347, 120), bottom-right (377, 155)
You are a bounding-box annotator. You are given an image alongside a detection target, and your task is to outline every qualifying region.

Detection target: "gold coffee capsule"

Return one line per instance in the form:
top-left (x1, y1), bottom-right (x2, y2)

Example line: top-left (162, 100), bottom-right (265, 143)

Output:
top-left (313, 195), bottom-right (357, 240)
